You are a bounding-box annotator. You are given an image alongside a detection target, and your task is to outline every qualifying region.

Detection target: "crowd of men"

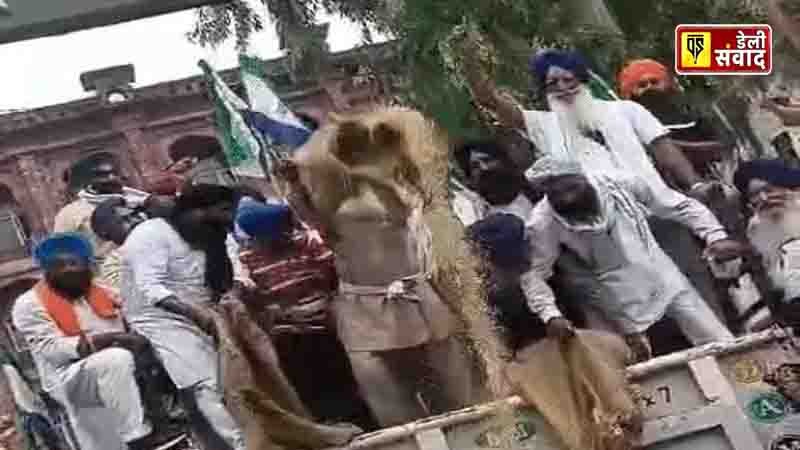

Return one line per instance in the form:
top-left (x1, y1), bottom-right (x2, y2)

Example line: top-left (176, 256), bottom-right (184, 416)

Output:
top-left (6, 46), bottom-right (800, 450)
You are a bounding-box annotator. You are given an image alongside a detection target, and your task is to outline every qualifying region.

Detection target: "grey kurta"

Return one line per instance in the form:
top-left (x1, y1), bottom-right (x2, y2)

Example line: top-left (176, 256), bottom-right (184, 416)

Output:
top-left (120, 218), bottom-right (217, 389)
top-left (521, 177), bottom-right (731, 341)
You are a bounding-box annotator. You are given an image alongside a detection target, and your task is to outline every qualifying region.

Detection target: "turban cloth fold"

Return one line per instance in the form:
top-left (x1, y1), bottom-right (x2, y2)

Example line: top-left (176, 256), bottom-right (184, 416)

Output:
top-left (529, 50), bottom-right (591, 86)
top-left (466, 213), bottom-right (530, 270)
top-left (236, 199), bottom-right (292, 240)
top-left (34, 233), bottom-right (94, 270)
top-left (734, 159), bottom-right (800, 194)
top-left (618, 59), bottom-right (670, 99)
top-left (525, 156), bottom-right (584, 184)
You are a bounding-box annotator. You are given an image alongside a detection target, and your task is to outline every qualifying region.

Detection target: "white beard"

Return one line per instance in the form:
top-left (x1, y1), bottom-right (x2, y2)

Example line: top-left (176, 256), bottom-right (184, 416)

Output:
top-left (749, 195), bottom-right (800, 264)
top-left (548, 86), bottom-right (604, 135)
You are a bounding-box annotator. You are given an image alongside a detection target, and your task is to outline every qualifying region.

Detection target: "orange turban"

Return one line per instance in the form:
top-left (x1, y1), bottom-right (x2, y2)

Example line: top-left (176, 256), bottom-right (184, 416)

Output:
top-left (618, 59), bottom-right (670, 99)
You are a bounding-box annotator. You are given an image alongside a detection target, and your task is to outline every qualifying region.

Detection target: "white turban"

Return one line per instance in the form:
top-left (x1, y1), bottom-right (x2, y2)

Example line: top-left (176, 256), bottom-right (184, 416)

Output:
top-left (525, 157), bottom-right (584, 184)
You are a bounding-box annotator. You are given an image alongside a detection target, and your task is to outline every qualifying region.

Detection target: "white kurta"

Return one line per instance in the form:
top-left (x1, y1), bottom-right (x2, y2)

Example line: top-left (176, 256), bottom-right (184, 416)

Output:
top-left (520, 177), bottom-right (730, 340)
top-left (120, 218), bottom-right (218, 389)
top-left (522, 100), bottom-right (672, 193)
top-left (11, 289), bottom-right (146, 450)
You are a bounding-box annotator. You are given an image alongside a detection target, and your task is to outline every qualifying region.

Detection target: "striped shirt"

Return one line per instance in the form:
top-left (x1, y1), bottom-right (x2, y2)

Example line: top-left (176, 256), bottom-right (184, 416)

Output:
top-left (238, 230), bottom-right (337, 328)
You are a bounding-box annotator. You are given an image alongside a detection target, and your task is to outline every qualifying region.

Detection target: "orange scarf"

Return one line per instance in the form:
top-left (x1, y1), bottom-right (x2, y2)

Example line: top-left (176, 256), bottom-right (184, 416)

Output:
top-left (35, 281), bottom-right (119, 337)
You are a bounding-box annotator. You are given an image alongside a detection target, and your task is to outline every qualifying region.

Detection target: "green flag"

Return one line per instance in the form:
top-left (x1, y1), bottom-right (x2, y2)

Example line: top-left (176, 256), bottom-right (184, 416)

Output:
top-left (199, 60), bottom-right (264, 179)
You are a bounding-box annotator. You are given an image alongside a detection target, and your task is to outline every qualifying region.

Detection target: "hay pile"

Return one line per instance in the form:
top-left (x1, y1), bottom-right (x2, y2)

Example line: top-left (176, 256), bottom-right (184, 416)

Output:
top-left (213, 299), bottom-right (361, 450)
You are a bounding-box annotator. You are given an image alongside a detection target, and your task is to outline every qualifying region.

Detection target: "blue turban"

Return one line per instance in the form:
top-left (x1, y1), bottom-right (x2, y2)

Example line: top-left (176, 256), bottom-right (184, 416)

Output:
top-left (529, 49), bottom-right (591, 86)
top-left (466, 213), bottom-right (530, 270)
top-left (235, 199), bottom-right (292, 240)
top-left (733, 159), bottom-right (800, 195)
top-left (34, 233), bottom-right (94, 270)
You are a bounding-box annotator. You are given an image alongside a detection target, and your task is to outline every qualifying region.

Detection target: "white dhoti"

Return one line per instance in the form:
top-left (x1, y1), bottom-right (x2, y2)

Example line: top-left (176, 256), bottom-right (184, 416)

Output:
top-left (131, 317), bottom-right (245, 450)
top-left (49, 348), bottom-right (151, 450)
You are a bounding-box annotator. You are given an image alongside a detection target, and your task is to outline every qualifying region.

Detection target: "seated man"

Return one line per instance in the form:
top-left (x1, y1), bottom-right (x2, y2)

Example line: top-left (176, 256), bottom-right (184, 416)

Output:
top-left (734, 159), bottom-right (800, 324)
top-left (12, 233), bottom-right (156, 450)
top-left (90, 198), bottom-right (150, 291)
top-left (236, 200), bottom-right (335, 333)
top-left (121, 184), bottom-right (246, 450)
top-left (522, 158), bottom-right (743, 361)
top-left (235, 199), bottom-right (374, 427)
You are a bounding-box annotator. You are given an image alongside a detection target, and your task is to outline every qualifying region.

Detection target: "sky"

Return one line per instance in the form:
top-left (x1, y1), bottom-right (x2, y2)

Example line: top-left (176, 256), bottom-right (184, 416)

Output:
top-left (0, 2), bottom-right (378, 111)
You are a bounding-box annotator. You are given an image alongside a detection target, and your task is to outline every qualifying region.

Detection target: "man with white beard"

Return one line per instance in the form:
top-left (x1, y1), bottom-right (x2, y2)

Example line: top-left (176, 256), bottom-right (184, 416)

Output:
top-left (462, 48), bottom-right (705, 194)
top-left (734, 160), bottom-right (800, 320)
top-left (462, 47), bottom-right (734, 324)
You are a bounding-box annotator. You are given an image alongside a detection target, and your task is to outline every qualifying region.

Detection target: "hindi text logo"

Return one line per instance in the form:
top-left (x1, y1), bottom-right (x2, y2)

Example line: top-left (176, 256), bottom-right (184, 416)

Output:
top-left (675, 24), bottom-right (772, 75)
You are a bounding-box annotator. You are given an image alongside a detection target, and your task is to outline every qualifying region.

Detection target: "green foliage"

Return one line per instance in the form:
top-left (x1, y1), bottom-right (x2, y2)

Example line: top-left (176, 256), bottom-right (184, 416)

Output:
top-left (187, 0), bottom-right (264, 50)
top-left (189, 0), bottom-right (768, 139)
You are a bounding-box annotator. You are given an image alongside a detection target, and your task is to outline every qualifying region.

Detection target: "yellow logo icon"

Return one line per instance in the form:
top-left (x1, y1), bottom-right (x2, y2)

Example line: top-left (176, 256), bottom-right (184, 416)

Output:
top-left (680, 31), bottom-right (711, 68)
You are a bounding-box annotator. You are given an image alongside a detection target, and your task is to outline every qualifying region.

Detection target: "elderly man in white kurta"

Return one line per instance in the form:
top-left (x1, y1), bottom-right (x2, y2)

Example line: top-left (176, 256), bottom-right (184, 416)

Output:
top-left (12, 233), bottom-right (153, 450)
top-left (121, 184), bottom-right (245, 450)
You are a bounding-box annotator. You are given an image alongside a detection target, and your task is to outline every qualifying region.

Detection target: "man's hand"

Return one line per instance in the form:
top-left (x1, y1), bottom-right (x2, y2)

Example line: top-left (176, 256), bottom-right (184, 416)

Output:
top-left (687, 180), bottom-right (724, 205)
top-left (625, 333), bottom-right (653, 363)
top-left (113, 333), bottom-right (151, 353)
top-left (546, 318), bottom-right (576, 341)
top-left (157, 297), bottom-right (218, 340)
top-left (705, 239), bottom-right (749, 262)
top-left (192, 307), bottom-right (218, 340)
top-left (80, 332), bottom-right (151, 356)
top-left (235, 277), bottom-right (258, 291)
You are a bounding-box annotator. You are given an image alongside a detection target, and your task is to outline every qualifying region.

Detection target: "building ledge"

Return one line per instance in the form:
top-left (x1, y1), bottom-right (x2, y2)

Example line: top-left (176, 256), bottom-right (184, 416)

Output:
top-left (0, 41), bottom-right (399, 135)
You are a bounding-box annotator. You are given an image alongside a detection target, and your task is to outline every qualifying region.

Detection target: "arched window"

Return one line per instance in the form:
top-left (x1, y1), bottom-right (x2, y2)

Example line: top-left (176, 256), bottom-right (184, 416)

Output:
top-left (168, 135), bottom-right (235, 187)
top-left (0, 186), bottom-right (28, 260)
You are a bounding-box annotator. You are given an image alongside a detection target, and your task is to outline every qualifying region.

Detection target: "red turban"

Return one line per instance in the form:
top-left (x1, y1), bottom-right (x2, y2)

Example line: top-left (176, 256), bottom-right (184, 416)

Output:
top-left (617, 59), bottom-right (670, 99)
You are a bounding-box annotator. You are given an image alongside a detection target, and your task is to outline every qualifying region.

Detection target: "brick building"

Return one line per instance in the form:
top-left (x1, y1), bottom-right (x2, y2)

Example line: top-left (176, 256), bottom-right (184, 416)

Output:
top-left (0, 42), bottom-right (395, 447)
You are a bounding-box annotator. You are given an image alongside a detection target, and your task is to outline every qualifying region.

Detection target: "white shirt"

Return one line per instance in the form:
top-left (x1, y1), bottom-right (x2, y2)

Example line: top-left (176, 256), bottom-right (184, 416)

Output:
top-left (522, 100), bottom-right (671, 191)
